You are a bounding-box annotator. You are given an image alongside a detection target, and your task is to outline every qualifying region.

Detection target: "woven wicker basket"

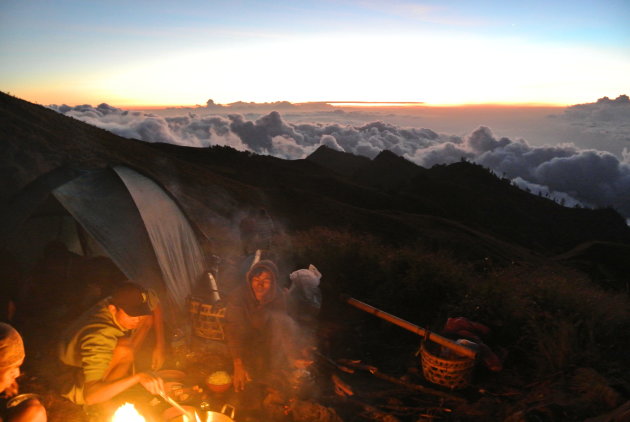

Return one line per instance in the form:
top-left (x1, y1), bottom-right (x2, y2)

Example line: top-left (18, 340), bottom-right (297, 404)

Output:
top-left (187, 297), bottom-right (226, 341)
top-left (420, 341), bottom-right (475, 389)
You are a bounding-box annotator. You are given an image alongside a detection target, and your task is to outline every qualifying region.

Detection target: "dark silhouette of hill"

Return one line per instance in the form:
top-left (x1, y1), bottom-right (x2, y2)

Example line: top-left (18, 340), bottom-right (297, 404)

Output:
top-left (402, 161), bottom-right (630, 252)
top-left (307, 145), bottom-right (372, 179)
top-left (353, 149), bottom-right (426, 190)
top-left (553, 241), bottom-right (630, 291)
top-left (305, 144), bottom-right (630, 252)
top-left (167, 141), bottom-right (630, 251)
top-left (2, 91), bottom-right (630, 269)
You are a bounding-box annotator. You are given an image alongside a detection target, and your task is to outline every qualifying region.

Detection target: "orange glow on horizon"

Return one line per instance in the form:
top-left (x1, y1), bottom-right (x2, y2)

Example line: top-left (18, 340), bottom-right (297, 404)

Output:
top-left (123, 104), bottom-right (202, 110)
top-left (326, 102), bottom-right (425, 108)
top-left (416, 101), bottom-right (568, 108)
top-left (119, 100), bottom-right (569, 111)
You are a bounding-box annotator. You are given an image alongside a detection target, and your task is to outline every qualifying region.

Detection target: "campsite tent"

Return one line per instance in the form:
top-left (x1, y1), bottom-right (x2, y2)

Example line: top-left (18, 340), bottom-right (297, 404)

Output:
top-left (0, 165), bottom-right (206, 322)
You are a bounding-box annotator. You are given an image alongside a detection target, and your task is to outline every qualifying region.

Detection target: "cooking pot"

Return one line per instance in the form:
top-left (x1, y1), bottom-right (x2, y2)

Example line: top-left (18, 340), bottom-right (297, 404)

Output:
top-left (6, 393), bottom-right (43, 408)
top-left (162, 405), bottom-right (197, 422)
top-left (206, 404), bottom-right (236, 422)
top-left (163, 404), bottom-right (235, 422)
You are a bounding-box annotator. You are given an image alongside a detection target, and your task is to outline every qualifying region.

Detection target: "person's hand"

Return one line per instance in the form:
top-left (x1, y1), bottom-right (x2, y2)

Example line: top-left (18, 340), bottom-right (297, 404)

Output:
top-left (232, 360), bottom-right (251, 392)
top-left (137, 372), bottom-right (165, 396)
top-left (151, 345), bottom-right (166, 371)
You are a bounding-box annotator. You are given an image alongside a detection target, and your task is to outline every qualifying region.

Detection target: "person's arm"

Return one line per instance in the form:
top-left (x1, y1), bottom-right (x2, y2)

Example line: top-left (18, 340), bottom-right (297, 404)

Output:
top-left (127, 289), bottom-right (164, 370)
top-left (83, 372), bottom-right (163, 405)
top-left (224, 297), bottom-right (251, 392)
top-left (231, 358), bottom-right (251, 392)
top-left (79, 328), bottom-right (158, 405)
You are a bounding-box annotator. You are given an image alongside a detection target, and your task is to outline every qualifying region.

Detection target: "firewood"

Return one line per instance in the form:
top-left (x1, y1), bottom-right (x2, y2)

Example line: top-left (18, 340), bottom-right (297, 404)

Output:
top-left (338, 360), bottom-right (465, 402)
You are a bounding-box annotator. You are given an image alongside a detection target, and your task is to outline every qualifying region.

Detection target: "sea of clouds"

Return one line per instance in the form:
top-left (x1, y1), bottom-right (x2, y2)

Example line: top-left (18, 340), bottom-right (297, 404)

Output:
top-left (49, 95), bottom-right (630, 220)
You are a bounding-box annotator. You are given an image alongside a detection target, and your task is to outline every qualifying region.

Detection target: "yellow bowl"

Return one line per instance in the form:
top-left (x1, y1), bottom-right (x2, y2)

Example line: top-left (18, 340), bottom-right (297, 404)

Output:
top-left (207, 382), bottom-right (231, 393)
top-left (206, 371), bottom-right (232, 393)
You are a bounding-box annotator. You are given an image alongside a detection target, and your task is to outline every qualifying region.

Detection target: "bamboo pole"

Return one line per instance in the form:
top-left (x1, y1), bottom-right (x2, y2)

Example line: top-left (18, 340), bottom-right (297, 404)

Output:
top-left (342, 296), bottom-right (477, 359)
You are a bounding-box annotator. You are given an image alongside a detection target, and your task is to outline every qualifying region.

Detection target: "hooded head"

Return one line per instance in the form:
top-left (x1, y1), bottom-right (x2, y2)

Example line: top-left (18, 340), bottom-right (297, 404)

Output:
top-left (0, 323), bottom-right (25, 393)
top-left (246, 260), bottom-right (280, 304)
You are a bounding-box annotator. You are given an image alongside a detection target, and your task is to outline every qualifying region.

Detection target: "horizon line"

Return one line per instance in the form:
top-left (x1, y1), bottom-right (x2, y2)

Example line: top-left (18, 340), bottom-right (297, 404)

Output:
top-left (123, 100), bottom-right (568, 110)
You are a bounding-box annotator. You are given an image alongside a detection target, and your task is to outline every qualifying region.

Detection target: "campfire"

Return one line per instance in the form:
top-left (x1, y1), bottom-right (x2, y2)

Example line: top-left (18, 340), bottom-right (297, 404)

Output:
top-left (112, 402), bottom-right (219, 422)
top-left (112, 403), bottom-right (146, 422)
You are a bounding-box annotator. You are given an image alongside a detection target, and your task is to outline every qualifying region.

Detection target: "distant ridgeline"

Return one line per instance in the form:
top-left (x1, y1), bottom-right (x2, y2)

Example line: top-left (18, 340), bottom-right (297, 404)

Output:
top-left (146, 141), bottom-right (630, 252)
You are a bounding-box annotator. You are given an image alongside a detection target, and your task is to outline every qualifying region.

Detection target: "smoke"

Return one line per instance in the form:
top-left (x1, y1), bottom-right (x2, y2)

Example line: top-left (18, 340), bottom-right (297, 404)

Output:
top-left (49, 98), bottom-right (630, 219)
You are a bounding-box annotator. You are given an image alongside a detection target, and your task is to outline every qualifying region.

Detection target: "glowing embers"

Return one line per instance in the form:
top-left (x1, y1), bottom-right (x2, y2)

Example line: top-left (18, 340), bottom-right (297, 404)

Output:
top-left (112, 403), bottom-right (145, 422)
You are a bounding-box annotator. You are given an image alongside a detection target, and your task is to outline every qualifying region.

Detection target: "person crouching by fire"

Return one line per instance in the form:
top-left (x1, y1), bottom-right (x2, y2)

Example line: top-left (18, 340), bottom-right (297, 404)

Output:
top-left (0, 323), bottom-right (47, 422)
top-left (57, 282), bottom-right (164, 411)
top-left (224, 260), bottom-right (312, 394)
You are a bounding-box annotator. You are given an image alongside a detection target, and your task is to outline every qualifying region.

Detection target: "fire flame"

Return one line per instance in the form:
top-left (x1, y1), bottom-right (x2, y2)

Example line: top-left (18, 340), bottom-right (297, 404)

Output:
top-left (112, 403), bottom-right (145, 422)
top-left (110, 403), bottom-right (215, 422)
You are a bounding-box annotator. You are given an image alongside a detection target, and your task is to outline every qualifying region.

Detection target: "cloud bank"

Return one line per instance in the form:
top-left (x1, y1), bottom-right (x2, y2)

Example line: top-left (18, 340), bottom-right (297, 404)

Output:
top-left (561, 95), bottom-right (630, 145)
top-left (49, 97), bottom-right (630, 219)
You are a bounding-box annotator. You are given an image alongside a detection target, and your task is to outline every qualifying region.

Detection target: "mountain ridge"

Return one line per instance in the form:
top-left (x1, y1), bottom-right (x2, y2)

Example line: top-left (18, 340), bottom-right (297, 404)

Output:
top-left (2, 91), bottom-right (630, 271)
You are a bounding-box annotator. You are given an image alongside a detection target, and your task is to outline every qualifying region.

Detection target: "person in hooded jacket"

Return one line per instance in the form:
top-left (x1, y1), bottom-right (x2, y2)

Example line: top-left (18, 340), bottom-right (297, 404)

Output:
top-left (224, 260), bottom-right (309, 392)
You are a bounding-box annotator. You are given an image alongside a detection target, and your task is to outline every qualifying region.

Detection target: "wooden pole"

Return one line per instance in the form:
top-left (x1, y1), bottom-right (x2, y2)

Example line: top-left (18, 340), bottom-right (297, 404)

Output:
top-left (338, 360), bottom-right (466, 402)
top-left (343, 296), bottom-right (477, 359)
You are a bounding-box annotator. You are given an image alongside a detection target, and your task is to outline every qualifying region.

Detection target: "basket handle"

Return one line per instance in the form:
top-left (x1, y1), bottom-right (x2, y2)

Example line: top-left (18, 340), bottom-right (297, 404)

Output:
top-left (187, 296), bottom-right (206, 325)
top-left (221, 403), bottom-right (236, 419)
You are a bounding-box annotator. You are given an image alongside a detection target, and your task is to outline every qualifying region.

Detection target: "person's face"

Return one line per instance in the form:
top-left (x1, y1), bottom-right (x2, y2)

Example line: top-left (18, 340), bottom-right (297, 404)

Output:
top-left (0, 359), bottom-right (22, 393)
top-left (109, 305), bottom-right (142, 330)
top-left (250, 270), bottom-right (273, 302)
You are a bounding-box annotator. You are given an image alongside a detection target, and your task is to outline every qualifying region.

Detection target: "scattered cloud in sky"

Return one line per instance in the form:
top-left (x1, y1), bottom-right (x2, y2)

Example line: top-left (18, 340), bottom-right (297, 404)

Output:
top-left (49, 96), bottom-right (630, 219)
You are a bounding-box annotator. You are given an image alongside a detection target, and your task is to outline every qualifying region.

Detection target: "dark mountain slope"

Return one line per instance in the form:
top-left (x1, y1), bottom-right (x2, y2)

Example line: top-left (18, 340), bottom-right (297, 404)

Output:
top-left (147, 143), bottom-right (402, 213)
top-left (553, 241), bottom-right (630, 291)
top-left (406, 161), bottom-right (630, 252)
top-left (150, 141), bottom-right (630, 254)
top-left (2, 91), bottom-right (630, 265)
top-left (352, 149), bottom-right (426, 190)
top-left (306, 145), bottom-right (372, 178)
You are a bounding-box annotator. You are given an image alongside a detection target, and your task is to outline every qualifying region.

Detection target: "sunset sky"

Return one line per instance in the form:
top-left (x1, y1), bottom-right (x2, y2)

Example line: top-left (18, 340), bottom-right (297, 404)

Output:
top-left (1, 0), bottom-right (629, 107)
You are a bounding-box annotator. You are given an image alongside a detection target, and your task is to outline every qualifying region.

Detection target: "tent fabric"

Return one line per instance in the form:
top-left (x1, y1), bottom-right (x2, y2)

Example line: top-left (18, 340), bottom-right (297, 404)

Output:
top-left (52, 170), bottom-right (166, 300)
top-left (2, 165), bottom-right (204, 323)
top-left (0, 167), bottom-right (83, 242)
top-left (114, 166), bottom-right (205, 315)
top-left (5, 213), bottom-right (82, 266)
